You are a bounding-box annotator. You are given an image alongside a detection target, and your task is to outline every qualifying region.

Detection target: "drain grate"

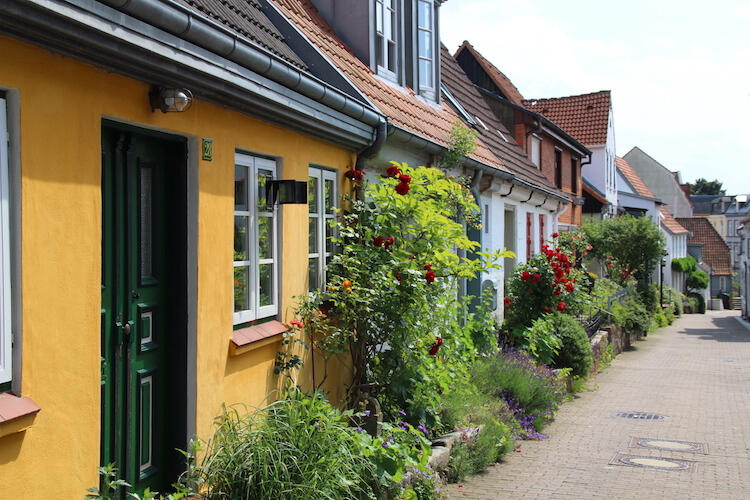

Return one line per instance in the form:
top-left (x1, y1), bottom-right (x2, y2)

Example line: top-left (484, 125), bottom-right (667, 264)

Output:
top-left (614, 411), bottom-right (668, 420)
top-left (609, 452), bottom-right (695, 472)
top-left (629, 437), bottom-right (708, 454)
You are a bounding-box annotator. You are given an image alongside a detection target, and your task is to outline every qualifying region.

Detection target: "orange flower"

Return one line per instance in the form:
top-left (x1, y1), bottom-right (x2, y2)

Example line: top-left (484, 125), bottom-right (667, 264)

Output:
top-left (342, 279), bottom-right (352, 287)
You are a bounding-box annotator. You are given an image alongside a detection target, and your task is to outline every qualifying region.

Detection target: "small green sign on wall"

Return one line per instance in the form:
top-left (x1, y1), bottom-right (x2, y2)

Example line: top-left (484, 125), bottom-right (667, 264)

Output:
top-left (201, 138), bottom-right (213, 161)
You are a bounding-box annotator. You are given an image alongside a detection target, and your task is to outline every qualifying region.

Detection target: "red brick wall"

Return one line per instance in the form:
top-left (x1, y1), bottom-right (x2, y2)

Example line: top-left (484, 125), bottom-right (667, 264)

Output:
top-left (539, 133), bottom-right (581, 226)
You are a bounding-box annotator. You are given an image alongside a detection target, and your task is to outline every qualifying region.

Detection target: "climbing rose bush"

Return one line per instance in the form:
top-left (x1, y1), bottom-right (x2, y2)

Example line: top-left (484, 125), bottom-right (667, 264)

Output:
top-left (293, 163), bottom-right (507, 427)
top-left (502, 234), bottom-right (591, 337)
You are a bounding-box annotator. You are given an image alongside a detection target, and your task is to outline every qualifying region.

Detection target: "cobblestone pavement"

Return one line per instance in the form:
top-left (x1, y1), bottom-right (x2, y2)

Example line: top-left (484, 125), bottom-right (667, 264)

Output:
top-left (446, 310), bottom-right (750, 499)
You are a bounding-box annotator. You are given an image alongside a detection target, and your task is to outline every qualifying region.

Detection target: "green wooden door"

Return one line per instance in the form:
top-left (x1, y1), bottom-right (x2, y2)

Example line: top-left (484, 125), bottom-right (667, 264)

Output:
top-left (101, 124), bottom-right (188, 497)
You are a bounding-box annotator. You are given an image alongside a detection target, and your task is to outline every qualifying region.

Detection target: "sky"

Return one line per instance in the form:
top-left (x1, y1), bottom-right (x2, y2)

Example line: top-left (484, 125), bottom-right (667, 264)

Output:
top-left (440, 0), bottom-right (750, 194)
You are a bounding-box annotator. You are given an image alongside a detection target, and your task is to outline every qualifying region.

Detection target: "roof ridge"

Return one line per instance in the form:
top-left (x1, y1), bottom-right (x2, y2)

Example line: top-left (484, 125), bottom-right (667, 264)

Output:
top-left (522, 90), bottom-right (610, 103)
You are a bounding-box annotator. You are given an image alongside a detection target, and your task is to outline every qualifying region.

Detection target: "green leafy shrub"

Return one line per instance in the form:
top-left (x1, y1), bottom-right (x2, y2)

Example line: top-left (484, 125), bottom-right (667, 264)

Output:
top-left (640, 283), bottom-right (660, 314)
top-left (292, 164), bottom-right (507, 428)
top-left (611, 292), bottom-right (651, 335)
top-left (199, 386), bottom-right (377, 500)
top-left (503, 238), bottom-right (591, 334)
top-left (447, 419), bottom-right (514, 483)
top-left (399, 467), bottom-right (447, 500)
top-left (544, 313), bottom-right (593, 378)
top-left (473, 350), bottom-right (566, 437)
top-left (353, 420), bottom-right (432, 494)
top-left (671, 256), bottom-right (697, 273)
top-left (687, 270), bottom-right (709, 291)
top-left (515, 314), bottom-right (562, 366)
top-left (663, 286), bottom-right (683, 316)
top-left (436, 380), bottom-right (520, 439)
top-left (583, 215), bottom-right (666, 286)
top-left (687, 292), bottom-right (706, 314)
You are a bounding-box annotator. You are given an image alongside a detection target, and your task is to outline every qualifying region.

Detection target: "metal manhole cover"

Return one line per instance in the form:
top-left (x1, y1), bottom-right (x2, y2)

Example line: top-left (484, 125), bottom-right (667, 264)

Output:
top-left (614, 411), bottom-right (668, 420)
top-left (629, 437), bottom-right (708, 454)
top-left (609, 452), bottom-right (695, 472)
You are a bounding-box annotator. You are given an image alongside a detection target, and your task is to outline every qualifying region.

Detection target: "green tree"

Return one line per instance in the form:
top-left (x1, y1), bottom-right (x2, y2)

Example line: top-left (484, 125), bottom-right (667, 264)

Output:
top-left (690, 178), bottom-right (726, 195)
top-left (583, 215), bottom-right (666, 286)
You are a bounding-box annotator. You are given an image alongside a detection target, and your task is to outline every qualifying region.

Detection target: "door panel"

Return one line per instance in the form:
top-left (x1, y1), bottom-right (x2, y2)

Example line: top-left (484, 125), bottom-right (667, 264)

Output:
top-left (101, 124), bottom-right (187, 496)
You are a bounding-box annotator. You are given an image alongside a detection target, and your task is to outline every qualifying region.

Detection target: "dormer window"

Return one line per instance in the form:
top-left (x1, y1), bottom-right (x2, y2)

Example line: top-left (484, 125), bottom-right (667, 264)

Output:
top-left (417, 0), bottom-right (435, 98)
top-left (375, 0), bottom-right (398, 80)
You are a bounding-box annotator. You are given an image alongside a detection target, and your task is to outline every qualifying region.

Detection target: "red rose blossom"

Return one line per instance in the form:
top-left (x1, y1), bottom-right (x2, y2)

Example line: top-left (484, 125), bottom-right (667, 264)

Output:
top-left (543, 308), bottom-right (552, 313)
top-left (289, 320), bottom-right (304, 328)
top-left (395, 273), bottom-right (403, 282)
top-left (386, 165), bottom-right (401, 177)
top-left (424, 263), bottom-right (432, 271)
top-left (384, 236), bottom-right (395, 248)
top-left (373, 236), bottom-right (384, 247)
top-left (428, 343), bottom-right (440, 355)
top-left (556, 302), bottom-right (566, 312)
top-left (503, 298), bottom-right (512, 305)
top-left (565, 283), bottom-right (575, 292)
top-left (398, 174), bottom-right (412, 183)
top-left (345, 169), bottom-right (365, 181)
top-left (395, 182), bottom-right (411, 195)
top-left (530, 273), bottom-right (541, 283)
top-left (552, 232), bottom-right (559, 238)
top-left (425, 270), bottom-right (436, 283)
top-left (520, 271), bottom-right (531, 281)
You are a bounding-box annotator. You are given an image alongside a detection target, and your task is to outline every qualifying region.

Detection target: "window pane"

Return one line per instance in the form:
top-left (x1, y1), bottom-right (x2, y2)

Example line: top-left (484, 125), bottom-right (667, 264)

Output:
top-left (418, 1), bottom-right (432, 28)
top-left (388, 41), bottom-right (397, 72)
top-left (376, 1), bottom-right (383, 33)
top-left (234, 166), bottom-right (248, 211)
top-left (325, 179), bottom-right (335, 214)
top-left (234, 216), bottom-right (249, 261)
top-left (325, 219), bottom-right (334, 253)
top-left (418, 30), bottom-right (432, 58)
top-left (257, 169), bottom-right (272, 209)
top-left (376, 35), bottom-right (384, 67)
top-left (309, 217), bottom-right (319, 254)
top-left (258, 215), bottom-right (273, 260)
top-left (259, 263), bottom-right (273, 307)
top-left (308, 176), bottom-right (318, 213)
top-left (419, 59), bottom-right (433, 88)
top-left (234, 266), bottom-right (250, 312)
top-left (308, 257), bottom-right (319, 292)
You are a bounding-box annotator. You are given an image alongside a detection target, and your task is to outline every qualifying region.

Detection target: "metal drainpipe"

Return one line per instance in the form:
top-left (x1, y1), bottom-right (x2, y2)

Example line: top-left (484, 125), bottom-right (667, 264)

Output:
top-left (352, 120), bottom-right (388, 200)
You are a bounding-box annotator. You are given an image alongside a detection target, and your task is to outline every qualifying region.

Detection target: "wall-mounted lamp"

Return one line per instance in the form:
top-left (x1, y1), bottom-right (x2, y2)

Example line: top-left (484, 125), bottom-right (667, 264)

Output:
top-left (149, 86), bottom-right (193, 113)
top-left (265, 180), bottom-right (308, 208)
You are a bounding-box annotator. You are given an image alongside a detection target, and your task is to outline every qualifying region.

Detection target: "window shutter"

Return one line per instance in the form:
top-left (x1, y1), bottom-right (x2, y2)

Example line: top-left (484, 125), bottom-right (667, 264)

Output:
top-left (539, 214), bottom-right (545, 249)
top-left (526, 212), bottom-right (532, 260)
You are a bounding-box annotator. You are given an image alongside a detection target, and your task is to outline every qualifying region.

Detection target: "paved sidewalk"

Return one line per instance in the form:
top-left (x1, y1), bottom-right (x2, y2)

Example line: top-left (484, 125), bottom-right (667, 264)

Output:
top-left (446, 311), bottom-right (750, 499)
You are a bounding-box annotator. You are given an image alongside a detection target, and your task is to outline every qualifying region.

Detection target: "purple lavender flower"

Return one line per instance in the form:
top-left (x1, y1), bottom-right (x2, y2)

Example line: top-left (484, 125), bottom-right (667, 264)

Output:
top-left (417, 424), bottom-right (428, 436)
top-left (355, 427), bottom-right (364, 433)
top-left (398, 410), bottom-right (406, 416)
top-left (398, 421), bottom-right (409, 430)
top-left (364, 410), bottom-right (371, 417)
top-left (381, 441), bottom-right (389, 449)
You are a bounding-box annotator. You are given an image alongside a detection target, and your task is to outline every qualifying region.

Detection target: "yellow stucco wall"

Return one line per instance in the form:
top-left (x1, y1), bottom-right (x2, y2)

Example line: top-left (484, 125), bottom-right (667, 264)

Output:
top-left (0, 36), bottom-right (355, 498)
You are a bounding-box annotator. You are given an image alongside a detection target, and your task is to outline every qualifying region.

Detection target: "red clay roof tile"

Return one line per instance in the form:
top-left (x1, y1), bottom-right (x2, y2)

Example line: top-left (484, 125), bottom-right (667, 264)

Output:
top-left (675, 217), bottom-right (732, 275)
top-left (522, 91), bottom-right (611, 146)
top-left (659, 207), bottom-right (688, 235)
top-left (616, 157), bottom-right (656, 199)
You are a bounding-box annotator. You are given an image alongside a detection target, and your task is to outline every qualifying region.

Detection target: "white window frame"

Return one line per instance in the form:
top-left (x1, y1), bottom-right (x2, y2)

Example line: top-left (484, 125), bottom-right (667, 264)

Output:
top-left (0, 97), bottom-right (11, 384)
top-left (375, 0), bottom-right (399, 81)
top-left (308, 167), bottom-right (337, 291)
top-left (416, 0), bottom-right (435, 98)
top-left (233, 153), bottom-right (279, 325)
top-left (528, 135), bottom-right (541, 168)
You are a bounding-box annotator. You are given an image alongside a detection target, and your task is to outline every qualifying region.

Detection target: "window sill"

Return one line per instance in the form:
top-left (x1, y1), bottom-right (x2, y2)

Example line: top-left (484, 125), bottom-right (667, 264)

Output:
top-left (0, 393), bottom-right (41, 438)
top-left (229, 320), bottom-right (289, 357)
